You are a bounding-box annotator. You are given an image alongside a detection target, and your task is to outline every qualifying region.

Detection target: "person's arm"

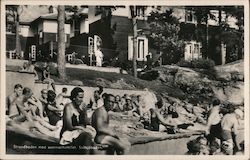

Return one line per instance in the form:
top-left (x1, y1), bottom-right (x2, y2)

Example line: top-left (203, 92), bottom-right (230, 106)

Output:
top-left (47, 103), bottom-right (62, 111)
top-left (43, 70), bottom-right (47, 79)
top-left (15, 100), bottom-right (32, 121)
top-left (206, 108), bottom-right (217, 129)
top-left (233, 118), bottom-right (241, 150)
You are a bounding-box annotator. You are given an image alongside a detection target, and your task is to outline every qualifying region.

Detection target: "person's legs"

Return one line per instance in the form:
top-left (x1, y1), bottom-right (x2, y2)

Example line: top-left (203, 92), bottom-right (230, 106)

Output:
top-left (29, 121), bottom-right (55, 137)
top-left (96, 135), bottom-right (131, 155)
top-left (36, 117), bottom-right (58, 130)
top-left (72, 132), bottom-right (94, 154)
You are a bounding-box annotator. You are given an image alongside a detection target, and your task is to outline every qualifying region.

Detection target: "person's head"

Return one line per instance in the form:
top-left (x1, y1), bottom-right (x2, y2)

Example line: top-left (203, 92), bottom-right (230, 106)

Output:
top-left (156, 98), bottom-right (164, 109)
top-left (70, 87), bottom-right (84, 106)
top-left (14, 84), bottom-right (23, 97)
top-left (137, 95), bottom-right (142, 101)
top-left (115, 95), bottom-right (121, 102)
top-left (62, 87), bottom-right (67, 94)
top-left (47, 90), bottom-right (56, 103)
top-left (212, 99), bottom-right (220, 106)
top-left (94, 90), bottom-right (101, 101)
top-left (45, 65), bottom-right (50, 71)
top-left (125, 95), bottom-right (132, 104)
top-left (234, 108), bottom-right (244, 119)
top-left (23, 62), bottom-right (28, 69)
top-left (22, 87), bottom-right (33, 102)
top-left (41, 89), bottom-right (48, 99)
top-left (98, 85), bottom-right (103, 94)
top-left (104, 94), bottom-right (115, 111)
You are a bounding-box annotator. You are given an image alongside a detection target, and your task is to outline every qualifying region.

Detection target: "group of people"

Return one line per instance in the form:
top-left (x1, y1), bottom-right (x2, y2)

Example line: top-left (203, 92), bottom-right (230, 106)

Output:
top-left (6, 84), bottom-right (130, 154)
top-left (89, 87), bottom-right (148, 118)
top-left (6, 83), bottom-right (244, 155)
top-left (186, 99), bottom-right (244, 155)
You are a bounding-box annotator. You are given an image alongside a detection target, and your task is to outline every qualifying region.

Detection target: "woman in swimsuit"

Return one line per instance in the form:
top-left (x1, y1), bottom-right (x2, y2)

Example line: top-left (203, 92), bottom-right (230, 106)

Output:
top-left (60, 87), bottom-right (95, 154)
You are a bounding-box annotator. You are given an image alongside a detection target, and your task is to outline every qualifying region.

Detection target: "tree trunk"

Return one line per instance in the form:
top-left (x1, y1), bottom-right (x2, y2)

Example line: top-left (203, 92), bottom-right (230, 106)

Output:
top-left (218, 7), bottom-right (225, 65)
top-left (206, 19), bottom-right (209, 60)
top-left (15, 7), bottom-right (21, 59)
top-left (57, 5), bottom-right (67, 81)
top-left (132, 16), bottom-right (137, 78)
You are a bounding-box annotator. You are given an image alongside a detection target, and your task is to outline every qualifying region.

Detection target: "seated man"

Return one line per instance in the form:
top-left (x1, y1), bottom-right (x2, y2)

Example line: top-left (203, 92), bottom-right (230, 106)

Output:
top-left (91, 94), bottom-right (131, 155)
top-left (220, 108), bottom-right (243, 155)
top-left (7, 87), bottom-right (60, 137)
top-left (56, 87), bottom-right (71, 106)
top-left (44, 90), bottom-right (63, 126)
top-left (6, 84), bottom-right (23, 116)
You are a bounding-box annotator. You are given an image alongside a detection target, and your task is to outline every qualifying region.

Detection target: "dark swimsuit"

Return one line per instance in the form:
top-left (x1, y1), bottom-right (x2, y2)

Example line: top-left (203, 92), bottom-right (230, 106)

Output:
top-left (150, 113), bottom-right (160, 131)
top-left (44, 102), bottom-right (61, 126)
top-left (60, 108), bottom-right (88, 139)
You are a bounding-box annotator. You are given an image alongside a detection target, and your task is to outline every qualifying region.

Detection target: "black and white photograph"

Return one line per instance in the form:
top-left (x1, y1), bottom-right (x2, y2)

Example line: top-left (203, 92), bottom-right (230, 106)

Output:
top-left (1, 0), bottom-right (249, 159)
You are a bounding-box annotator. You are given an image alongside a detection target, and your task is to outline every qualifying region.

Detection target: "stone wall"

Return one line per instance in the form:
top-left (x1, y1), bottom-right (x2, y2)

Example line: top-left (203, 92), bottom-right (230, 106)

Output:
top-left (34, 83), bottom-right (157, 108)
top-left (6, 70), bottom-right (35, 96)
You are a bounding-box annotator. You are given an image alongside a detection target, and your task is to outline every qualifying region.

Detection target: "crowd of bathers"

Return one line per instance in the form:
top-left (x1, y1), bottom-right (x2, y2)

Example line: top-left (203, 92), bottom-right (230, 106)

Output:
top-left (5, 84), bottom-right (149, 154)
top-left (6, 83), bottom-right (244, 155)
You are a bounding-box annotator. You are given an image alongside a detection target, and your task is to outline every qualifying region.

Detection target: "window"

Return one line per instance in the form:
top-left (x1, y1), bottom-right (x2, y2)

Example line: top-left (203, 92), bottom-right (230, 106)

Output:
top-left (185, 10), bottom-right (196, 23)
top-left (74, 20), bottom-right (80, 35)
top-left (184, 41), bottom-right (201, 60)
top-left (136, 6), bottom-right (145, 18)
top-left (138, 39), bottom-right (144, 59)
top-left (39, 31), bottom-right (43, 45)
top-left (194, 44), bottom-right (200, 54)
top-left (6, 23), bottom-right (14, 33)
top-left (128, 36), bottom-right (148, 61)
top-left (30, 45), bottom-right (36, 61)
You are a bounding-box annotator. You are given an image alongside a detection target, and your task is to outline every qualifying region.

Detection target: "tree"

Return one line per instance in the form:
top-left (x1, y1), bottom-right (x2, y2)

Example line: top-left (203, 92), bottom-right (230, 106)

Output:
top-left (190, 6), bottom-right (216, 59)
top-left (57, 5), bottom-right (67, 81)
top-left (130, 6), bottom-right (138, 78)
top-left (6, 5), bottom-right (23, 59)
top-left (222, 6), bottom-right (244, 60)
top-left (147, 7), bottom-right (185, 64)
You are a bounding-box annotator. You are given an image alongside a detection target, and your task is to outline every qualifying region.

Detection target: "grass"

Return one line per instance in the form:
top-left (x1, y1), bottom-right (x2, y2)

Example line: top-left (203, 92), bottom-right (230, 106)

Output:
top-left (6, 63), bottom-right (186, 100)
top-left (51, 68), bottom-right (186, 99)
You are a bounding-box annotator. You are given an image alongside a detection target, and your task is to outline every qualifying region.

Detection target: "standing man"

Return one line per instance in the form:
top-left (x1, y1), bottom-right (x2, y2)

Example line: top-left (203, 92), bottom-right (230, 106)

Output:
top-left (205, 99), bottom-right (222, 145)
top-left (91, 94), bottom-right (131, 155)
top-left (95, 49), bottom-right (103, 67)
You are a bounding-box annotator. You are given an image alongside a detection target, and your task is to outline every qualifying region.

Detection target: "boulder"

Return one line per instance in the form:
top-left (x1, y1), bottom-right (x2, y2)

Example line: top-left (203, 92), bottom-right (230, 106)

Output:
top-left (70, 80), bottom-right (83, 86)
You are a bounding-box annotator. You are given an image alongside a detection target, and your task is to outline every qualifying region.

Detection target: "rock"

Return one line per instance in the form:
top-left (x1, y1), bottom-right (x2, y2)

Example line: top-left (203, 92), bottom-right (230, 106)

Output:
top-left (175, 68), bottom-right (201, 85)
top-left (70, 80), bottom-right (83, 86)
top-left (95, 78), bottom-right (111, 88)
top-left (139, 70), bottom-right (159, 81)
top-left (231, 72), bottom-right (244, 81)
top-left (212, 82), bottom-right (244, 105)
top-left (110, 78), bottom-right (135, 89)
top-left (215, 72), bottom-right (231, 82)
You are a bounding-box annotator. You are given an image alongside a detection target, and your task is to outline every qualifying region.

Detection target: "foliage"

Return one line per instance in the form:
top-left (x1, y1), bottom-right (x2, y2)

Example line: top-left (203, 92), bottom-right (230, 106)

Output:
top-left (147, 8), bottom-right (185, 65)
top-left (177, 58), bottom-right (215, 70)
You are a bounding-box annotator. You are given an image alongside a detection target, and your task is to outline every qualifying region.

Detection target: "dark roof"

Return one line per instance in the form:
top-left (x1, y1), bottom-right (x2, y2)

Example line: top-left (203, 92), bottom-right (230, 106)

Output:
top-left (31, 13), bottom-right (73, 25)
top-left (19, 21), bottom-right (31, 25)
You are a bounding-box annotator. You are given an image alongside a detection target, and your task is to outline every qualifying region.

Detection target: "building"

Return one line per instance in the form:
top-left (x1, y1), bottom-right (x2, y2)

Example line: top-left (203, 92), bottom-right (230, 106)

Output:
top-left (6, 5), bottom-right (241, 66)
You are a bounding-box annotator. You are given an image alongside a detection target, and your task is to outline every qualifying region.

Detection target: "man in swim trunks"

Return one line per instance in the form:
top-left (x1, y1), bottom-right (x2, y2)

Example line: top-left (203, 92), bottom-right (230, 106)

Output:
top-left (6, 84), bottom-right (23, 116)
top-left (220, 108), bottom-right (243, 155)
top-left (91, 94), bottom-right (131, 155)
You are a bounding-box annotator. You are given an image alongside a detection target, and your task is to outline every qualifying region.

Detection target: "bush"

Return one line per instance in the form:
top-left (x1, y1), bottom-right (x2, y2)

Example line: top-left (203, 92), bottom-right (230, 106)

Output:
top-left (177, 58), bottom-right (215, 69)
